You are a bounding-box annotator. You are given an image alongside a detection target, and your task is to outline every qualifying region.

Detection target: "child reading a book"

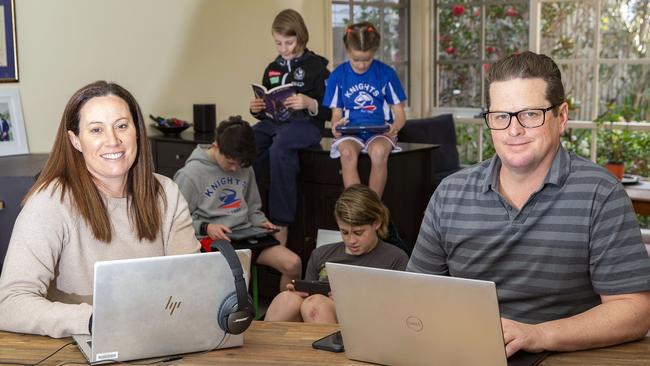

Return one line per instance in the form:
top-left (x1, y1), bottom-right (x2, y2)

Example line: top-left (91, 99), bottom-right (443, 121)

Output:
top-left (323, 21), bottom-right (407, 197)
top-left (174, 116), bottom-right (301, 290)
top-left (264, 184), bottom-right (408, 323)
top-left (249, 9), bottom-right (331, 252)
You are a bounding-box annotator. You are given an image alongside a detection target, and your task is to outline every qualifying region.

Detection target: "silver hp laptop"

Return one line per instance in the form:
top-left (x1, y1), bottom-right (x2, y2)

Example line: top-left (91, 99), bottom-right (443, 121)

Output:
top-left (327, 262), bottom-right (508, 366)
top-left (73, 250), bottom-right (251, 364)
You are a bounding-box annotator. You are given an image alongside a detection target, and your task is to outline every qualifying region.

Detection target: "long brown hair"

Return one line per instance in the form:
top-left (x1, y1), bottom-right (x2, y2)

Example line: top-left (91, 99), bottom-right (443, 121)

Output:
top-left (25, 81), bottom-right (164, 242)
top-left (334, 184), bottom-right (390, 239)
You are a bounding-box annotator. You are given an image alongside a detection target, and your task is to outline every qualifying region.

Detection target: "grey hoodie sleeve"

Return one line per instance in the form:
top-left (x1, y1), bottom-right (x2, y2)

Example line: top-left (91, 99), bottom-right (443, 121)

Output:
top-left (245, 169), bottom-right (268, 227)
top-left (173, 170), bottom-right (202, 235)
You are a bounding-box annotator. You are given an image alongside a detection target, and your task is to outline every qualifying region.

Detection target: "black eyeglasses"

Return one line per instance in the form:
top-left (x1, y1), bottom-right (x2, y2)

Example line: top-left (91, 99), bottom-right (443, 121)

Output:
top-left (483, 105), bottom-right (558, 130)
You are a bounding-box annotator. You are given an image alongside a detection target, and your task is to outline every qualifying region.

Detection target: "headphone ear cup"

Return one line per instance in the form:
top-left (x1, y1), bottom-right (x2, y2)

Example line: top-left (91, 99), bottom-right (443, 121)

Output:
top-left (218, 292), bottom-right (254, 335)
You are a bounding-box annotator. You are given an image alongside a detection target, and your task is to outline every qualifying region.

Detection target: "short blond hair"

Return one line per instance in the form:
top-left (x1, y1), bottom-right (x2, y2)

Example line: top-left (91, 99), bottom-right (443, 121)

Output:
top-left (272, 9), bottom-right (309, 53)
top-left (334, 184), bottom-right (390, 239)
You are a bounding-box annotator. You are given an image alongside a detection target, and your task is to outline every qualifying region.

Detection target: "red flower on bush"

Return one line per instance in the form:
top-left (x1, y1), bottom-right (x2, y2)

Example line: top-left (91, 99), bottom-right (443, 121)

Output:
top-left (445, 46), bottom-right (456, 55)
top-left (452, 5), bottom-right (465, 16)
top-left (486, 46), bottom-right (495, 54)
top-left (474, 9), bottom-right (481, 17)
top-left (505, 7), bottom-right (518, 17)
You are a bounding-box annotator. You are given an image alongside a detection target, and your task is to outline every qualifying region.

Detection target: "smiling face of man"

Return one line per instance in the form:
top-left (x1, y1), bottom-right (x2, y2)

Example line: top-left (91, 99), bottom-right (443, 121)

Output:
top-left (488, 77), bottom-right (568, 177)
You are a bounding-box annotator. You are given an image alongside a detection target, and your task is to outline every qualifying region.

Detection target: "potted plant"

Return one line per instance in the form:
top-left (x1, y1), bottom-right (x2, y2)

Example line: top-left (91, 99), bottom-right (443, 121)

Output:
top-left (599, 126), bottom-right (625, 181)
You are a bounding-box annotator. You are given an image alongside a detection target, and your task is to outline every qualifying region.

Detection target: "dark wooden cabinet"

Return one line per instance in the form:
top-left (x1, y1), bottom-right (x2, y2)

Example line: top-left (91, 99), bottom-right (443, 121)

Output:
top-left (0, 154), bottom-right (49, 269)
top-left (148, 128), bottom-right (215, 178)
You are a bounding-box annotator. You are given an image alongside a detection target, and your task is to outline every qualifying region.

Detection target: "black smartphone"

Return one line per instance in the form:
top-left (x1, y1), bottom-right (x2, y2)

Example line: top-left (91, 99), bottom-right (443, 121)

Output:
top-left (292, 280), bottom-right (331, 296)
top-left (312, 331), bottom-right (344, 353)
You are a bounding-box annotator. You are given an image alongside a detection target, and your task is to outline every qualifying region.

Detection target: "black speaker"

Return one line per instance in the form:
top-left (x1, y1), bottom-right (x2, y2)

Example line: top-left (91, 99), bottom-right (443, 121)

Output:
top-left (193, 104), bottom-right (216, 133)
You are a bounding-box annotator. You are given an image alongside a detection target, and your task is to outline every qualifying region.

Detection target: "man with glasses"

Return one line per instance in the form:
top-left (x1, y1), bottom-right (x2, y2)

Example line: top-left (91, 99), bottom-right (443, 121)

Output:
top-left (408, 51), bottom-right (650, 357)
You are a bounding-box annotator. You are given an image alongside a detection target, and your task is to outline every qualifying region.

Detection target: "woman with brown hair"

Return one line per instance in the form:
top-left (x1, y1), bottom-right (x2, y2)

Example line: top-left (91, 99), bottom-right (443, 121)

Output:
top-left (0, 81), bottom-right (199, 338)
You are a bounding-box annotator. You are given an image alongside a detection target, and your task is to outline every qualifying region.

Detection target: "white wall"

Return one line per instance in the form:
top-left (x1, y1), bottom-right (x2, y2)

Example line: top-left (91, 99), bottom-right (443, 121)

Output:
top-left (5, 0), bottom-right (329, 153)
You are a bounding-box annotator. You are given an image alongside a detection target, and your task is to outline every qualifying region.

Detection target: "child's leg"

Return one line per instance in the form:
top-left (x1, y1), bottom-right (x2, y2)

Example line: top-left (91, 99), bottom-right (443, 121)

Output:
top-left (300, 294), bottom-right (337, 324)
top-left (252, 119), bottom-right (277, 186)
top-left (337, 140), bottom-right (362, 187)
top-left (275, 226), bottom-right (288, 247)
top-left (264, 290), bottom-right (305, 322)
top-left (256, 244), bottom-right (302, 290)
top-left (266, 120), bottom-right (320, 226)
top-left (366, 138), bottom-right (393, 197)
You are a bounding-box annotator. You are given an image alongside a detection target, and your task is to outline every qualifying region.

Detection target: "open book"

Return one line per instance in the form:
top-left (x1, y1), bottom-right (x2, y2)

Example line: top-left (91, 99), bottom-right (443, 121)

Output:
top-left (252, 83), bottom-right (296, 122)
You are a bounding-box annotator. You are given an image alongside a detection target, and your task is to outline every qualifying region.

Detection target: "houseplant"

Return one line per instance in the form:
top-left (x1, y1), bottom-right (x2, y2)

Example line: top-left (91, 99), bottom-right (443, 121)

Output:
top-left (599, 126), bottom-right (625, 180)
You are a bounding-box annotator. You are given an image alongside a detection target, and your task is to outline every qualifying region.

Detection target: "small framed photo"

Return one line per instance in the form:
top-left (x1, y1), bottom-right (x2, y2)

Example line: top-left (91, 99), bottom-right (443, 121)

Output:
top-left (0, 88), bottom-right (28, 156)
top-left (0, 0), bottom-right (17, 82)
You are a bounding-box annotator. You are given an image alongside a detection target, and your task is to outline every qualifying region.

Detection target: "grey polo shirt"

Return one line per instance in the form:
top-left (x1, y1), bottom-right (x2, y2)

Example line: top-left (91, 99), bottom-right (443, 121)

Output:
top-left (407, 146), bottom-right (650, 324)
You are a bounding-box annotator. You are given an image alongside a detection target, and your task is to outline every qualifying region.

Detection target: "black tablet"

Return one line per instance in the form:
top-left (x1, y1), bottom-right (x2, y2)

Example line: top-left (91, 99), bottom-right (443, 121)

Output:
top-left (292, 280), bottom-right (331, 296)
top-left (335, 124), bottom-right (390, 135)
top-left (227, 226), bottom-right (279, 241)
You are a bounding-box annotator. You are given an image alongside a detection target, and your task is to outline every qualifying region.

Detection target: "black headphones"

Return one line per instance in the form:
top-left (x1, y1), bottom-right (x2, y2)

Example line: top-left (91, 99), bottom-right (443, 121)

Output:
top-left (211, 239), bottom-right (254, 335)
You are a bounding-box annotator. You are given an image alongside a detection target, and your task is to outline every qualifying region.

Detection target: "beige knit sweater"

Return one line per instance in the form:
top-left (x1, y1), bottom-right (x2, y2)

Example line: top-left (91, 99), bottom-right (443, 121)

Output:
top-left (0, 174), bottom-right (200, 338)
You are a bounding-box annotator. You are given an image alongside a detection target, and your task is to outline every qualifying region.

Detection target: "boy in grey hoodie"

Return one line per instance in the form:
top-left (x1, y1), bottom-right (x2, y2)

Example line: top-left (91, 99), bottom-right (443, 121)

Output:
top-left (174, 116), bottom-right (301, 290)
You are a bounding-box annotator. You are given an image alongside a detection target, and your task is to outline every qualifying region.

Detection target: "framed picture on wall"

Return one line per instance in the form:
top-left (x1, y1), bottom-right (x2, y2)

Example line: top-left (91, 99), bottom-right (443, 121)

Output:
top-left (0, 88), bottom-right (28, 156)
top-left (0, 0), bottom-right (17, 82)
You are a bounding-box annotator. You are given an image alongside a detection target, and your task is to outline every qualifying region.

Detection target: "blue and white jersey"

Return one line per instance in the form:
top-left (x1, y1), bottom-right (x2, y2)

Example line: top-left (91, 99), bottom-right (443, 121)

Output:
top-left (323, 60), bottom-right (406, 126)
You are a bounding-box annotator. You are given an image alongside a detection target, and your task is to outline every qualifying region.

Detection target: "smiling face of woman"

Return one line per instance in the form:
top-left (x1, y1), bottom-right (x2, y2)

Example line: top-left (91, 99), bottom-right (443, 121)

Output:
top-left (67, 95), bottom-right (137, 196)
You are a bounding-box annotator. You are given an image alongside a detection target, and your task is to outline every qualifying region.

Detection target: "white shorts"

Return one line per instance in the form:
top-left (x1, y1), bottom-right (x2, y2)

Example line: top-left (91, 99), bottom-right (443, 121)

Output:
top-left (330, 134), bottom-right (401, 159)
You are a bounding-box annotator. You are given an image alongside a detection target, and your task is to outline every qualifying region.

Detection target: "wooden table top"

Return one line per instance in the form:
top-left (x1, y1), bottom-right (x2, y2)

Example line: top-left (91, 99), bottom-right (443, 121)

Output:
top-left (1, 321), bottom-right (649, 365)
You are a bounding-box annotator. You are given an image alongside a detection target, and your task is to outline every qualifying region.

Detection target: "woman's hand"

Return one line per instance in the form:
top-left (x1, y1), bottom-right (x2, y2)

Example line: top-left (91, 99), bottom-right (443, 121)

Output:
top-left (331, 117), bottom-right (348, 139)
top-left (207, 223), bottom-right (232, 241)
top-left (284, 94), bottom-right (316, 112)
top-left (250, 98), bottom-right (266, 113)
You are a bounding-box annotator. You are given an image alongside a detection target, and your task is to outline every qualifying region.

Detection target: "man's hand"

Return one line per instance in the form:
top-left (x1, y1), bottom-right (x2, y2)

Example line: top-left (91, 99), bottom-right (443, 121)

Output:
top-left (206, 223), bottom-right (232, 241)
top-left (501, 317), bottom-right (548, 357)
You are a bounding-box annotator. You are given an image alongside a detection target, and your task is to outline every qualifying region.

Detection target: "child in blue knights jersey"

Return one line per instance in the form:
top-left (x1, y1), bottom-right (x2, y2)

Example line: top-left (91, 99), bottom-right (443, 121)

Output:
top-left (323, 21), bottom-right (407, 197)
top-left (174, 116), bottom-right (301, 290)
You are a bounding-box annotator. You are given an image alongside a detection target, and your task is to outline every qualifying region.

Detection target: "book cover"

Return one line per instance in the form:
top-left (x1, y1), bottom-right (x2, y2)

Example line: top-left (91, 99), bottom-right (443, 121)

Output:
top-left (252, 83), bottom-right (296, 122)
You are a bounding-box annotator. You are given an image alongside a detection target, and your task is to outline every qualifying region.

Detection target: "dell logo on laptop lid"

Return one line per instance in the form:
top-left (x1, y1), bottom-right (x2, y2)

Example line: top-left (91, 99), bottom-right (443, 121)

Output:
top-left (406, 316), bottom-right (423, 332)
